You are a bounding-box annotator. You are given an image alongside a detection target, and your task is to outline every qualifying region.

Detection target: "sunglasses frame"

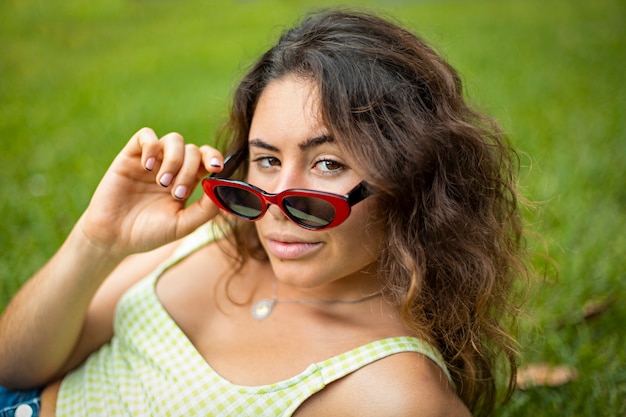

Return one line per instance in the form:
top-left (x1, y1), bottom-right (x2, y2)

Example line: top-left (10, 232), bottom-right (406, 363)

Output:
top-left (201, 149), bottom-right (372, 230)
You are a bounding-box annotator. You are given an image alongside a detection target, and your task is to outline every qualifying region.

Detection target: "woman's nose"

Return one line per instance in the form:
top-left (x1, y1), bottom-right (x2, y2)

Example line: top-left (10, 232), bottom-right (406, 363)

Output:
top-left (267, 173), bottom-right (306, 195)
top-left (267, 203), bottom-right (288, 221)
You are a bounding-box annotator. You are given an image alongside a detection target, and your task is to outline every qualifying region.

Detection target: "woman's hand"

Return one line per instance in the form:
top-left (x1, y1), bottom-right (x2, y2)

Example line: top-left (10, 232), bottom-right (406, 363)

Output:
top-left (0, 127), bottom-right (224, 388)
top-left (81, 127), bottom-right (223, 257)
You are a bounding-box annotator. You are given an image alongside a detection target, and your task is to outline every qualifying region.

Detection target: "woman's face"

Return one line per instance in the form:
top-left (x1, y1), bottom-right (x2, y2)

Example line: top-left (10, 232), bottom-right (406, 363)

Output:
top-left (247, 75), bottom-right (384, 292)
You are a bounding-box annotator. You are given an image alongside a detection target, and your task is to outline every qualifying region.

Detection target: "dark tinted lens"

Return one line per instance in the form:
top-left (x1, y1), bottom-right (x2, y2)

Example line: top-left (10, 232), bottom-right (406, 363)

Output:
top-left (215, 186), bottom-right (263, 219)
top-left (283, 196), bottom-right (336, 228)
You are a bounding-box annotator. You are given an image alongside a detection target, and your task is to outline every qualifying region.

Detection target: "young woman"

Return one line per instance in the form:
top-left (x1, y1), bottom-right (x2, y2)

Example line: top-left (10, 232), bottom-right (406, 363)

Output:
top-left (0, 9), bottom-right (527, 417)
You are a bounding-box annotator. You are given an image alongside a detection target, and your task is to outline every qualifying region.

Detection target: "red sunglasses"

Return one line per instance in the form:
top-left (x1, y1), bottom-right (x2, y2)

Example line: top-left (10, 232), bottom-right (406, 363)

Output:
top-left (201, 149), bottom-right (372, 230)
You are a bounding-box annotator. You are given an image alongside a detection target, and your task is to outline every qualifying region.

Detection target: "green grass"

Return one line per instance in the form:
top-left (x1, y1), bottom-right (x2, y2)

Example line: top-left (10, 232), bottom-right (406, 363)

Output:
top-left (1, 0), bottom-right (624, 415)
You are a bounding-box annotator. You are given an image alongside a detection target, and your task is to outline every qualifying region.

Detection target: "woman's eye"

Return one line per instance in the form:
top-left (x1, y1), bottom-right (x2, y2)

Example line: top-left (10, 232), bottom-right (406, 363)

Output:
top-left (316, 159), bottom-right (343, 173)
top-left (253, 156), bottom-right (281, 169)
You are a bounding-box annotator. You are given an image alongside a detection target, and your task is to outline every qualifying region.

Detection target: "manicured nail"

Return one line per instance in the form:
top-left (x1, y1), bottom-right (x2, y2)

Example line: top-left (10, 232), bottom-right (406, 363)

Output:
top-left (145, 157), bottom-right (156, 171)
top-left (174, 185), bottom-right (187, 200)
top-left (159, 173), bottom-right (173, 187)
top-left (209, 157), bottom-right (221, 168)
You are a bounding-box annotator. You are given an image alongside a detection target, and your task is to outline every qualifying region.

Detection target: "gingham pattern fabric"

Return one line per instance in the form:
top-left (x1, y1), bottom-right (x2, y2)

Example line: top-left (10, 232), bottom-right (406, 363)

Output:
top-left (57, 223), bottom-right (453, 416)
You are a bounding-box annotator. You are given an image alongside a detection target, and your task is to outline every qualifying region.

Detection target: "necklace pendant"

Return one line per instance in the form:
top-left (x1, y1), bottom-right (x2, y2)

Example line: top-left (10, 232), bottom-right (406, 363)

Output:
top-left (251, 299), bottom-right (276, 320)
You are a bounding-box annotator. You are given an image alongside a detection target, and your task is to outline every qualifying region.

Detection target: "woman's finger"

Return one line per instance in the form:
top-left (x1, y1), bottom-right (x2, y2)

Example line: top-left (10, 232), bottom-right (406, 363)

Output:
top-left (170, 144), bottom-right (225, 200)
top-left (169, 144), bottom-right (203, 200)
top-left (199, 145), bottom-right (224, 174)
top-left (155, 132), bottom-right (185, 188)
top-left (131, 127), bottom-right (161, 171)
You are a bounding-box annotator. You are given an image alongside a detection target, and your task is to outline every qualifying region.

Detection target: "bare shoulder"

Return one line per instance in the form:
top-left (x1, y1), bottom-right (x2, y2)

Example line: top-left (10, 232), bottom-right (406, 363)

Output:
top-left (297, 351), bottom-right (471, 417)
top-left (364, 351), bottom-right (471, 416)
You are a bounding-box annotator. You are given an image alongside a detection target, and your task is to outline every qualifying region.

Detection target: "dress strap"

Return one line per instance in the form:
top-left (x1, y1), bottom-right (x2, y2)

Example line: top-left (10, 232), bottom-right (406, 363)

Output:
top-left (318, 336), bottom-right (454, 389)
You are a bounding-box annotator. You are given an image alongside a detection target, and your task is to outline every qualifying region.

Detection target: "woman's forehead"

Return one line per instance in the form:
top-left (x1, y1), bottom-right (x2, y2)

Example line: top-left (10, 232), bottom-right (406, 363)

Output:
top-left (249, 76), bottom-right (329, 147)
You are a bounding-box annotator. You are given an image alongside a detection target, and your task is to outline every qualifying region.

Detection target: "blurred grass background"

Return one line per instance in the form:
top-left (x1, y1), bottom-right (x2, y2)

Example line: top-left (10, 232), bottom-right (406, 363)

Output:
top-left (1, 0), bottom-right (624, 415)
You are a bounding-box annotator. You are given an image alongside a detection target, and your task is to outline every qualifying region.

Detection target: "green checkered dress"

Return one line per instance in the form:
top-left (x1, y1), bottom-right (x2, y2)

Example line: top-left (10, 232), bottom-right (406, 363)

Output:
top-left (57, 224), bottom-right (453, 416)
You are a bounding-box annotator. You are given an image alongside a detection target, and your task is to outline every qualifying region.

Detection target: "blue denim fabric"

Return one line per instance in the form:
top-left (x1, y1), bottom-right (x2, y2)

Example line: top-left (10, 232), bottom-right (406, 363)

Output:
top-left (0, 386), bottom-right (42, 417)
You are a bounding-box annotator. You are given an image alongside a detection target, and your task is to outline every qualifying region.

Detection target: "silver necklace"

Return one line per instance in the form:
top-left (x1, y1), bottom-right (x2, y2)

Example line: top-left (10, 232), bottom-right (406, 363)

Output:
top-left (251, 279), bottom-right (382, 320)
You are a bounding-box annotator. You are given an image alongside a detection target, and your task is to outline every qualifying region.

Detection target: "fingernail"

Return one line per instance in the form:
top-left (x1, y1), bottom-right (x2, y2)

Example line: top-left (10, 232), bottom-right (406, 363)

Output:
top-left (159, 173), bottom-right (173, 187)
top-left (174, 185), bottom-right (187, 200)
top-left (145, 157), bottom-right (155, 171)
top-left (209, 157), bottom-right (221, 168)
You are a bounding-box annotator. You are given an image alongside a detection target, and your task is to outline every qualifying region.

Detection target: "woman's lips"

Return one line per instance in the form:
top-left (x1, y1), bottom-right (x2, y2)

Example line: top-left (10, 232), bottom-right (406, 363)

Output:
top-left (266, 238), bottom-right (322, 260)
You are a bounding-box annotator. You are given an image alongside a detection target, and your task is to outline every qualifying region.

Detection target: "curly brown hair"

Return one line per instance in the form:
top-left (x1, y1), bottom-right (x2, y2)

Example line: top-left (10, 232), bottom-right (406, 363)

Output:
top-left (215, 9), bottom-right (529, 416)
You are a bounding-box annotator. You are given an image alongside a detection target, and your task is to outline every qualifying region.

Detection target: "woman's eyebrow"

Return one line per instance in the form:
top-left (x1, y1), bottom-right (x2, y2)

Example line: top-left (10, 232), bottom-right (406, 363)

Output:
top-left (248, 139), bottom-right (279, 152)
top-left (249, 135), bottom-right (335, 152)
top-left (298, 135), bottom-right (334, 151)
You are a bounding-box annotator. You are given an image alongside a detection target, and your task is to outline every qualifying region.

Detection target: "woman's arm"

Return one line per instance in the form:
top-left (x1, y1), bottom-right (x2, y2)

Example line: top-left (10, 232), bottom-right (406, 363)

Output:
top-left (53, 239), bottom-right (182, 381)
top-left (0, 221), bottom-right (125, 389)
top-left (0, 128), bottom-right (222, 389)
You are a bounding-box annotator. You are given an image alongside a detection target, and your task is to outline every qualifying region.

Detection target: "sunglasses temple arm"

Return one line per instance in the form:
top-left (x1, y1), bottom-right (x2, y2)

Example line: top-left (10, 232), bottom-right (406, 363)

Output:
top-left (346, 182), bottom-right (372, 206)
